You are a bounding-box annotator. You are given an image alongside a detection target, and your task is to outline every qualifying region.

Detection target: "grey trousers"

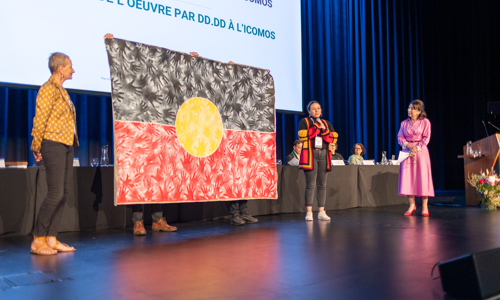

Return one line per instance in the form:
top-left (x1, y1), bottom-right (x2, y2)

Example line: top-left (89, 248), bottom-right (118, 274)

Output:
top-left (304, 149), bottom-right (329, 207)
top-left (33, 140), bottom-right (73, 237)
top-left (228, 200), bottom-right (248, 215)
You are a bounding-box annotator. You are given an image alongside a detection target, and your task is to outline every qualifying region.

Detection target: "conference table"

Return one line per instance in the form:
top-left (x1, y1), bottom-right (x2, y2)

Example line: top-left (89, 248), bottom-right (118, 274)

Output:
top-left (0, 165), bottom-right (406, 237)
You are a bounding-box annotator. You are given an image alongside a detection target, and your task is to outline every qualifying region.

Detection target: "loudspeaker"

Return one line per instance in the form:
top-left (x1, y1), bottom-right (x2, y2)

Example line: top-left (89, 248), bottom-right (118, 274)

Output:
top-left (439, 248), bottom-right (500, 299)
top-left (487, 102), bottom-right (500, 115)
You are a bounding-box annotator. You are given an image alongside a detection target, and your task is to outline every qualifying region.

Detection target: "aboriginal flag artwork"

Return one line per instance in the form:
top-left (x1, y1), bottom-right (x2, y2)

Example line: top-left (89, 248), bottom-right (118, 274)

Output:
top-left (105, 38), bottom-right (277, 205)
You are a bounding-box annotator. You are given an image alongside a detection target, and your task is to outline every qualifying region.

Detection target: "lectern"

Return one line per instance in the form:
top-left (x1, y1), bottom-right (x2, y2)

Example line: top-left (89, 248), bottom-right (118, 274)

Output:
top-left (460, 134), bottom-right (500, 206)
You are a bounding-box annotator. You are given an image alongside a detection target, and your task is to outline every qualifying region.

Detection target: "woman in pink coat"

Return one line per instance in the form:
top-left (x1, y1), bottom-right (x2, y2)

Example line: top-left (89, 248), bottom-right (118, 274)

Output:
top-left (398, 100), bottom-right (434, 217)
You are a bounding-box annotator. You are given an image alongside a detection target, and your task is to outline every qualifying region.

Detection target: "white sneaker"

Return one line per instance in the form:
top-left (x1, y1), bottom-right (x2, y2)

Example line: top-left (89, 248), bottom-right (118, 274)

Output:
top-left (318, 211), bottom-right (331, 221)
top-left (305, 212), bottom-right (313, 221)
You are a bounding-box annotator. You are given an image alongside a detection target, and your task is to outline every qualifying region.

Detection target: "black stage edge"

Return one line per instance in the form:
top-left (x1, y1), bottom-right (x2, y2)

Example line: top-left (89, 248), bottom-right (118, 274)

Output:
top-left (432, 190), bottom-right (466, 206)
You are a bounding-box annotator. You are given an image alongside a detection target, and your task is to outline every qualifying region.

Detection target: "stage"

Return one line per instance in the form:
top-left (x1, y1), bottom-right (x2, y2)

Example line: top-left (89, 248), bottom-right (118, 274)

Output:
top-left (0, 165), bottom-right (407, 237)
top-left (1, 204), bottom-right (500, 299)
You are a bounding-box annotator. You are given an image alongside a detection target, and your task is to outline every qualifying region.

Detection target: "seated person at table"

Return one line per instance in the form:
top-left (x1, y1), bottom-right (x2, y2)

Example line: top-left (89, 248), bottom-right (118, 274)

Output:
top-left (348, 143), bottom-right (365, 165)
top-left (330, 143), bottom-right (344, 161)
top-left (285, 140), bottom-right (302, 166)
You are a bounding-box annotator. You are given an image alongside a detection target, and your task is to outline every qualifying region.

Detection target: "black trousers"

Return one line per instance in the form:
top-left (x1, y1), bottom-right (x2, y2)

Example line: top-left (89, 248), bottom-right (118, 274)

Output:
top-left (33, 140), bottom-right (73, 237)
top-left (304, 149), bottom-right (329, 207)
top-left (227, 200), bottom-right (248, 215)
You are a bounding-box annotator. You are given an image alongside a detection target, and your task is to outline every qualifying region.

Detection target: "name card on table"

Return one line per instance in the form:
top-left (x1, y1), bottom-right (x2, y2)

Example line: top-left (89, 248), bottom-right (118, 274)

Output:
top-left (288, 157), bottom-right (299, 166)
top-left (73, 158), bottom-right (80, 167)
top-left (0, 158), bottom-right (4, 168)
top-left (361, 160), bottom-right (375, 165)
top-left (331, 160), bottom-right (345, 166)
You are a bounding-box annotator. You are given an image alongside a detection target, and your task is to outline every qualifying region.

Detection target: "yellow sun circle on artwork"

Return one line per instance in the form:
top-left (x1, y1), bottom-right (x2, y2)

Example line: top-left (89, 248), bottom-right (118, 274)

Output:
top-left (175, 97), bottom-right (223, 157)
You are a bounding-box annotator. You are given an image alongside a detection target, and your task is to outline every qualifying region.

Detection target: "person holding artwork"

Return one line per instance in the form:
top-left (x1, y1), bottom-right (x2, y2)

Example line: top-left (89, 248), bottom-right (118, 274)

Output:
top-left (30, 52), bottom-right (78, 255)
top-left (131, 205), bottom-right (177, 235)
top-left (398, 100), bottom-right (434, 217)
top-left (347, 143), bottom-right (365, 165)
top-left (103, 34), bottom-right (178, 235)
top-left (227, 200), bottom-right (259, 226)
top-left (298, 101), bottom-right (337, 221)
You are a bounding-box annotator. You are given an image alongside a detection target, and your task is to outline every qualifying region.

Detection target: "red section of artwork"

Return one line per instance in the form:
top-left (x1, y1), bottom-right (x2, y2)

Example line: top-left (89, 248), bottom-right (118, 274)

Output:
top-left (114, 121), bottom-right (278, 204)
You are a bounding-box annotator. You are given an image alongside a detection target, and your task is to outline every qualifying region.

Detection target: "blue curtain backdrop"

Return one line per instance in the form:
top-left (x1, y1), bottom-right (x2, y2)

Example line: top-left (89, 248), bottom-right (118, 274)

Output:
top-left (0, 87), bottom-right (113, 167)
top-left (0, 0), bottom-right (425, 177)
top-left (1, 0), bottom-right (498, 190)
top-left (277, 0), bottom-right (424, 166)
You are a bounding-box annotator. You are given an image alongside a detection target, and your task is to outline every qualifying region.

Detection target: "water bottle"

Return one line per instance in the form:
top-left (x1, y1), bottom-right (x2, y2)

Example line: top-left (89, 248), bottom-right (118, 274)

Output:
top-left (101, 145), bottom-right (109, 166)
top-left (381, 151), bottom-right (387, 165)
top-left (466, 141), bottom-right (472, 156)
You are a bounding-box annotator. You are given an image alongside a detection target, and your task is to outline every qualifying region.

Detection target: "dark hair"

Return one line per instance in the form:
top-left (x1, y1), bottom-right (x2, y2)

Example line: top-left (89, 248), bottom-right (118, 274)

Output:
top-left (409, 99), bottom-right (427, 119)
top-left (351, 143), bottom-right (366, 155)
top-left (293, 140), bottom-right (302, 147)
top-left (48, 52), bottom-right (70, 74)
top-left (306, 100), bottom-right (321, 113)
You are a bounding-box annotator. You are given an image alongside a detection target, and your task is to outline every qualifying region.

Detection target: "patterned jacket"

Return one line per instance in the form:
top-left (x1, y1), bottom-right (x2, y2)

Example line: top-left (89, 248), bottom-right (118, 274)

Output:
top-left (298, 118), bottom-right (338, 171)
top-left (31, 76), bottom-right (78, 152)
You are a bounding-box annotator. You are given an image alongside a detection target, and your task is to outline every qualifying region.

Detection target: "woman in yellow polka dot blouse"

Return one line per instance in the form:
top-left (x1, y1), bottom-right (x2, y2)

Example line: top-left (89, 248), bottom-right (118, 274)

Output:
top-left (30, 52), bottom-right (78, 255)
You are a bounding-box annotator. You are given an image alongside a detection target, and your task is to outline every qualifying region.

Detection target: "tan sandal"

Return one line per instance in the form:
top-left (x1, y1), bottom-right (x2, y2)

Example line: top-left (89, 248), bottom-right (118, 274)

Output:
top-left (46, 236), bottom-right (76, 252)
top-left (30, 236), bottom-right (57, 256)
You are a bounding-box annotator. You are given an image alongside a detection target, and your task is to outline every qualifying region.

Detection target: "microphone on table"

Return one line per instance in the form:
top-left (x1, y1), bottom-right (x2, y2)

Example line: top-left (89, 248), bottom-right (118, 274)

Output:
top-left (482, 121), bottom-right (489, 137)
top-left (487, 121), bottom-right (500, 132)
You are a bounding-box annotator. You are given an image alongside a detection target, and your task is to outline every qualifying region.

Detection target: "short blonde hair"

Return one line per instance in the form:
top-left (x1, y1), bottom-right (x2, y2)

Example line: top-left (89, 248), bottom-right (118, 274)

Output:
top-left (48, 52), bottom-right (69, 74)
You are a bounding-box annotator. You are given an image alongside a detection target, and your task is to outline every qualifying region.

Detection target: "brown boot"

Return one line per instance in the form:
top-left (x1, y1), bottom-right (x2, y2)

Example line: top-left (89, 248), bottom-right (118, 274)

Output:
top-left (152, 218), bottom-right (177, 232)
top-left (133, 221), bottom-right (146, 235)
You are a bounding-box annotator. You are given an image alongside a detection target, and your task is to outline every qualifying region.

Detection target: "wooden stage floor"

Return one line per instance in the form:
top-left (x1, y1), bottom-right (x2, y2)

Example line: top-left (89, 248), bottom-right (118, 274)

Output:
top-left (1, 204), bottom-right (500, 300)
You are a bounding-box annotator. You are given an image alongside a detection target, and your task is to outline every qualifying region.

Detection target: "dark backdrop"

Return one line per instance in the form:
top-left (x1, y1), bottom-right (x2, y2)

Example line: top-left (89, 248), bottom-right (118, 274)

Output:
top-left (1, 0), bottom-right (499, 190)
top-left (420, 0), bottom-right (500, 189)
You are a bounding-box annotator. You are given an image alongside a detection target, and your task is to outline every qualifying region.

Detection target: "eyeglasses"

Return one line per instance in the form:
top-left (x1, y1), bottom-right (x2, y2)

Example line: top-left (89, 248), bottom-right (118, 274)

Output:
top-left (355, 148), bottom-right (362, 150)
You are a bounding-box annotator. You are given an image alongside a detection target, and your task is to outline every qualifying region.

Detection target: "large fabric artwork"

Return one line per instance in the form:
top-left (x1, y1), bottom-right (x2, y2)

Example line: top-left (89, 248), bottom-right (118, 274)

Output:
top-left (105, 38), bottom-right (277, 205)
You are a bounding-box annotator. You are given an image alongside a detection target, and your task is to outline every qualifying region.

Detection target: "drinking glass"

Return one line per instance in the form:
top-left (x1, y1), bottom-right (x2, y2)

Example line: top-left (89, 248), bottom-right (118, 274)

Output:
top-left (91, 158), bottom-right (99, 167)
